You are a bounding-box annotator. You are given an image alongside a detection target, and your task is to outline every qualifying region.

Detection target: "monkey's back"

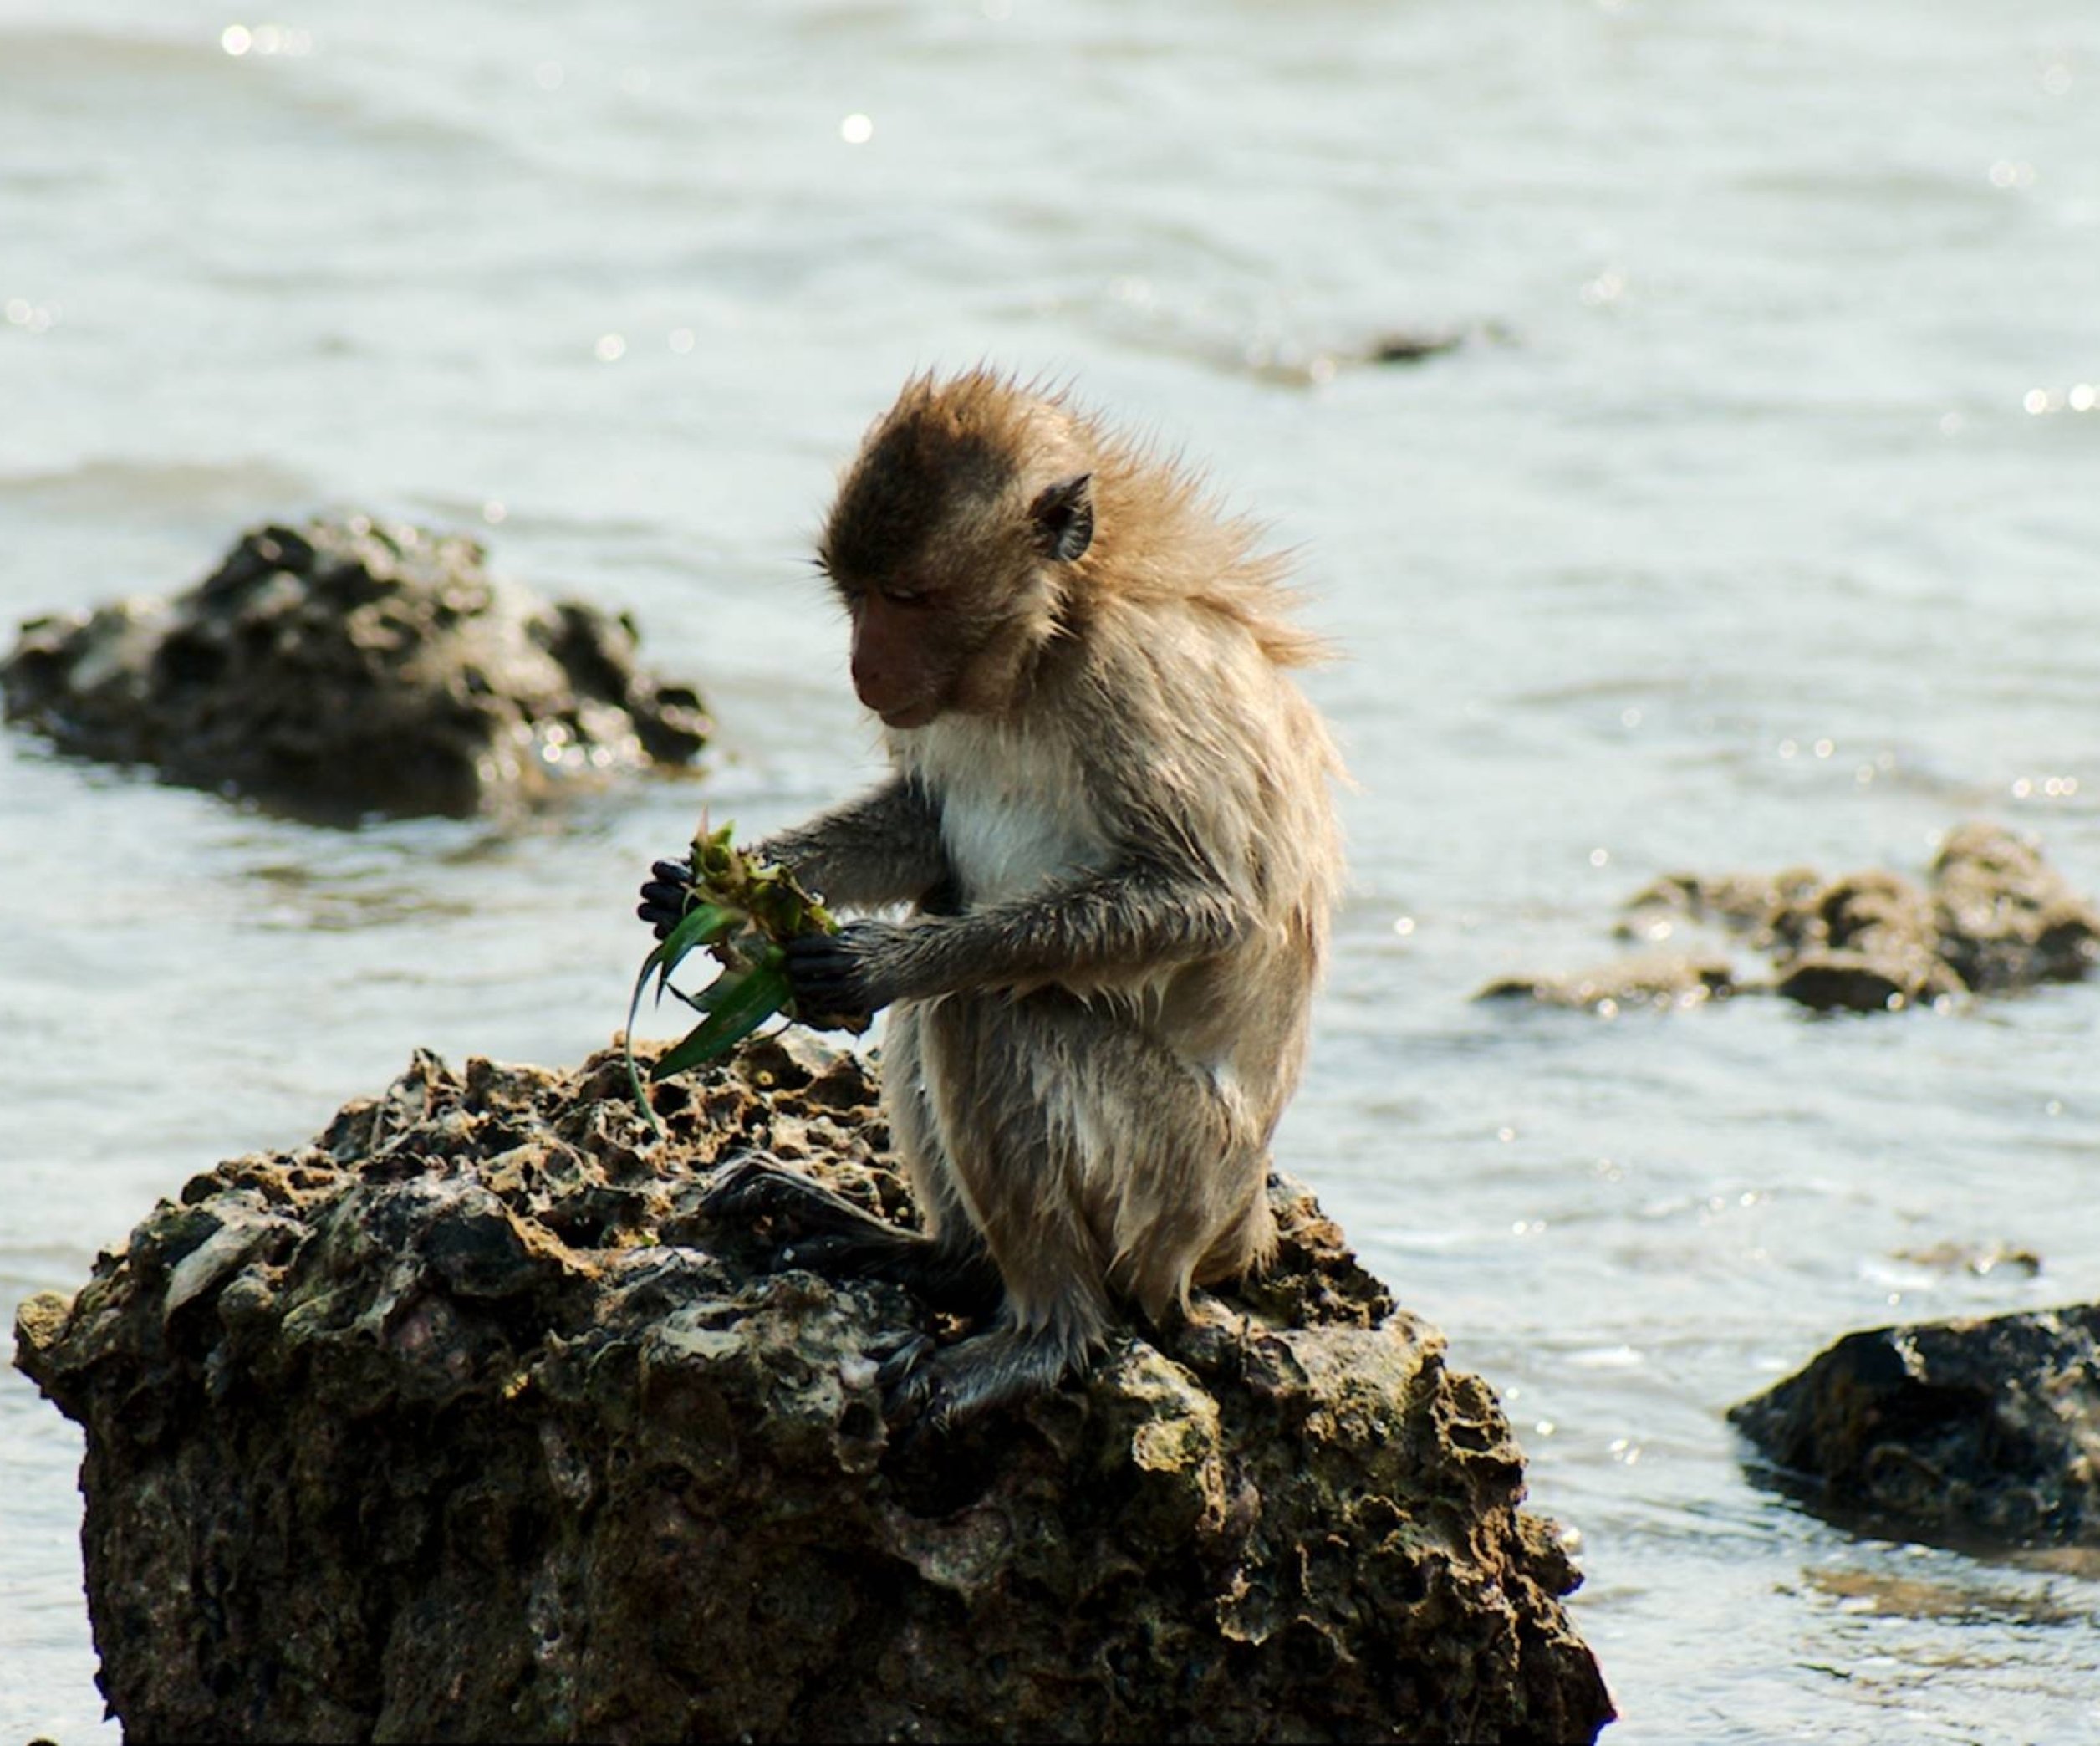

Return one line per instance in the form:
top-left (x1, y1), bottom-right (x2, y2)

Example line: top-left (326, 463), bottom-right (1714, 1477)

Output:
top-left (1090, 583), bottom-right (1342, 1106)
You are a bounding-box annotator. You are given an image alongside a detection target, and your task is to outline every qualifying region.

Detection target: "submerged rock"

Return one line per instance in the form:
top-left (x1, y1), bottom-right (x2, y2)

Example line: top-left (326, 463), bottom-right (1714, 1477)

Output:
top-left (1763, 869), bottom-right (1968, 1013)
top-left (1730, 1305), bottom-right (2100, 1554)
top-left (1491, 823), bottom-right (2100, 1016)
top-left (15, 1037), bottom-right (1613, 1744)
top-left (1476, 950), bottom-right (1735, 1014)
top-left (1929, 821), bottom-right (2100, 993)
top-left (0, 517), bottom-right (709, 819)
top-left (1888, 1240), bottom-right (2042, 1281)
top-left (1363, 328), bottom-right (1471, 365)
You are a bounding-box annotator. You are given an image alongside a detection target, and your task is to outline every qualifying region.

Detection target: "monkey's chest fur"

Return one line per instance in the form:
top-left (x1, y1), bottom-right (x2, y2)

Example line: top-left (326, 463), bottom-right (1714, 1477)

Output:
top-left (900, 717), bottom-right (1114, 908)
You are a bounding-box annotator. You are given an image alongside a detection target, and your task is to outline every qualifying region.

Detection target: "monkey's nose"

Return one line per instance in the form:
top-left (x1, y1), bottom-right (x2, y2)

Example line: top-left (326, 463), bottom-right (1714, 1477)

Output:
top-left (853, 662), bottom-right (935, 729)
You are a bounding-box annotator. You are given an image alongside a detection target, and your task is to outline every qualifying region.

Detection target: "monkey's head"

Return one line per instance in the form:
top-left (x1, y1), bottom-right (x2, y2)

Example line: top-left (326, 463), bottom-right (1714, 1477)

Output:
top-left (818, 373), bottom-right (1096, 731)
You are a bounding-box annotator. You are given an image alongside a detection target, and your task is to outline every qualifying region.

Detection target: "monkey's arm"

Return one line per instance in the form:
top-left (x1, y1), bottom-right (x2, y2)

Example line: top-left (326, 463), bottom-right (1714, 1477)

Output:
top-left (754, 776), bottom-right (950, 911)
top-left (786, 854), bottom-right (1249, 1014)
top-left (639, 778), bottom-right (951, 938)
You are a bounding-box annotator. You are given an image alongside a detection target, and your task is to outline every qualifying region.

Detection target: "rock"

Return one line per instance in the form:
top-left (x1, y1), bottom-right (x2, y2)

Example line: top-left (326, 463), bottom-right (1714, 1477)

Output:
top-left (1364, 329), bottom-right (1468, 365)
top-left (1617, 868), bottom-right (1824, 953)
top-left (15, 1037), bottom-right (1613, 1744)
top-left (1888, 1241), bottom-right (2042, 1280)
top-left (1729, 1305), bottom-right (2100, 1553)
top-left (1510, 824), bottom-right (2099, 1016)
top-left (1, 517), bottom-right (710, 819)
top-left (1476, 951), bottom-right (1735, 1014)
top-left (1766, 870), bottom-right (1969, 1013)
top-left (1931, 821), bottom-right (2100, 993)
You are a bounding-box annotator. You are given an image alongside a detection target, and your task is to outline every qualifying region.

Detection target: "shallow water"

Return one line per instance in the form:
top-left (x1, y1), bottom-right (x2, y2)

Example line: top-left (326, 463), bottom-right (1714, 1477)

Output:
top-left (6, 2), bottom-right (2100, 1738)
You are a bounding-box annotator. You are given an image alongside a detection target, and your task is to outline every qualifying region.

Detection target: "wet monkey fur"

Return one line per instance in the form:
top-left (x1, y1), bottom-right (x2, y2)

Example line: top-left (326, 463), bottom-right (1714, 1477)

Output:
top-left (639, 370), bottom-right (1344, 1429)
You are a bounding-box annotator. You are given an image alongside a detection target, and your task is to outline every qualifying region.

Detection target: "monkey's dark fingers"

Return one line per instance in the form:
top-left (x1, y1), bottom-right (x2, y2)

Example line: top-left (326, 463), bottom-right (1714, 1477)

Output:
top-left (777, 1232), bottom-right (878, 1275)
top-left (868, 1329), bottom-right (935, 1366)
top-left (702, 1154), bottom-right (900, 1251)
top-left (782, 933), bottom-right (858, 973)
top-left (701, 1154), bottom-right (811, 1223)
top-left (784, 973), bottom-right (869, 1015)
top-left (783, 930), bottom-right (881, 1016)
top-left (637, 903), bottom-right (682, 939)
top-left (869, 1336), bottom-right (936, 1378)
top-left (637, 857), bottom-right (698, 938)
top-left (878, 1335), bottom-right (941, 1425)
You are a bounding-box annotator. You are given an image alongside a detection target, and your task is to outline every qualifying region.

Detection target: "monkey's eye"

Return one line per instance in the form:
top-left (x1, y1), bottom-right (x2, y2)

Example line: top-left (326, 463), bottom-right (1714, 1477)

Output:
top-left (879, 584), bottom-right (929, 607)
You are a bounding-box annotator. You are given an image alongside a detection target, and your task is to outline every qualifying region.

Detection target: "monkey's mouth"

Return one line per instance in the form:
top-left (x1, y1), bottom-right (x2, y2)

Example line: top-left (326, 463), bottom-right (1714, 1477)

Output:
top-left (876, 702), bottom-right (939, 731)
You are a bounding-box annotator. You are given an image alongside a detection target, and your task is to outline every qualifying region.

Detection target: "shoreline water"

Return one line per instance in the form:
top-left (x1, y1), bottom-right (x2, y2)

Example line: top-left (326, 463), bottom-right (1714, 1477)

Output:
top-left (8, 3), bottom-right (2100, 1738)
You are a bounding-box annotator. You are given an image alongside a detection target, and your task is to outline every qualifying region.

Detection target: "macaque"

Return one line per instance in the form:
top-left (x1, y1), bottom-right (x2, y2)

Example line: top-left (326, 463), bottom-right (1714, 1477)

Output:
top-left (639, 370), bottom-right (1343, 1429)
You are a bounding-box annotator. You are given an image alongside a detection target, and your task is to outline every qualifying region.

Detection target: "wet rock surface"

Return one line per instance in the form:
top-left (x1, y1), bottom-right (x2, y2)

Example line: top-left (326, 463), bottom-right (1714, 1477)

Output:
top-left (1730, 1305), bottom-right (2100, 1556)
top-left (14, 1035), bottom-right (1613, 1744)
top-left (1476, 951), bottom-right (1736, 1015)
top-left (1486, 822), bottom-right (2100, 1016)
top-left (1926, 821), bottom-right (2100, 993)
top-left (1, 517), bottom-right (709, 819)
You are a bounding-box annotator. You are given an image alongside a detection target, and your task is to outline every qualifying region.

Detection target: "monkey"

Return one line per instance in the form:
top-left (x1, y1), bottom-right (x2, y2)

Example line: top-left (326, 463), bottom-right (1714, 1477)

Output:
top-left (639, 369), bottom-right (1344, 1430)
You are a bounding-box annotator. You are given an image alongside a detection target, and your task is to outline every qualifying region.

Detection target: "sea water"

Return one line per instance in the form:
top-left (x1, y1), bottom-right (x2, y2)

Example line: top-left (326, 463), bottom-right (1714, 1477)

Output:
top-left (4, 3), bottom-right (2098, 1738)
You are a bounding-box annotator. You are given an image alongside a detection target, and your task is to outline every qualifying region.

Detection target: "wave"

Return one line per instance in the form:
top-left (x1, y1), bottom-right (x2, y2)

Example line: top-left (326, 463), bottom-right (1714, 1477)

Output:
top-left (0, 457), bottom-right (317, 514)
top-left (0, 22), bottom-right (492, 154)
top-left (0, 23), bottom-right (230, 81)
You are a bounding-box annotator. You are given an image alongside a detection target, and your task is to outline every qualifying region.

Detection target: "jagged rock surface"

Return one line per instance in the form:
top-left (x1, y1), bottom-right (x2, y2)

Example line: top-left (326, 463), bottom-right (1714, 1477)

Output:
top-left (1928, 821), bottom-right (2100, 993)
top-left (1730, 1305), bottom-right (2100, 1555)
top-left (0, 517), bottom-right (709, 819)
top-left (1476, 951), bottom-right (1736, 1014)
top-left (15, 1037), bottom-right (1613, 1744)
top-left (1487, 822), bottom-right (2099, 1016)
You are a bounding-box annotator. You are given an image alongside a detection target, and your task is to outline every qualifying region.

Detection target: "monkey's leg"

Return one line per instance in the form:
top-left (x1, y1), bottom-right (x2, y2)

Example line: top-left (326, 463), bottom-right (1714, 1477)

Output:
top-left (882, 992), bottom-right (1119, 1428)
top-left (888, 989), bottom-right (1267, 1430)
top-left (701, 1156), bottom-right (1000, 1317)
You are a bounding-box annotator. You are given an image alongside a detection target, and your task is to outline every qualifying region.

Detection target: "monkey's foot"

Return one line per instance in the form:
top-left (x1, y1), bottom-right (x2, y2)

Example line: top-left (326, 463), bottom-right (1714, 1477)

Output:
top-left (871, 1330), bottom-right (935, 1386)
top-left (702, 1153), bottom-right (884, 1239)
top-left (879, 1325), bottom-right (1088, 1432)
top-left (703, 1156), bottom-right (1001, 1316)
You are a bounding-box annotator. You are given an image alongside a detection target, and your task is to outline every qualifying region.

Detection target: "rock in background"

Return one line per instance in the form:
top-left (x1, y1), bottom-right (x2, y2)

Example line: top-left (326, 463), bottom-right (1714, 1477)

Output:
top-left (13, 1037), bottom-right (1613, 1744)
top-left (0, 518), bottom-right (710, 819)
top-left (1476, 951), bottom-right (1736, 1017)
top-left (1730, 1306), bottom-right (2100, 1557)
top-left (1483, 822), bottom-right (2100, 1016)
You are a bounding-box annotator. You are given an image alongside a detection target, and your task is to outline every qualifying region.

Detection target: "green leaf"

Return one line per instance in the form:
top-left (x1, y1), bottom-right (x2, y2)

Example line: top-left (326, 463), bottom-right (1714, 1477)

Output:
top-left (622, 903), bottom-right (740, 1136)
top-left (684, 956), bottom-right (767, 1013)
top-left (623, 951), bottom-right (671, 1136)
top-left (654, 901), bottom-right (741, 980)
top-left (650, 956), bottom-right (794, 1080)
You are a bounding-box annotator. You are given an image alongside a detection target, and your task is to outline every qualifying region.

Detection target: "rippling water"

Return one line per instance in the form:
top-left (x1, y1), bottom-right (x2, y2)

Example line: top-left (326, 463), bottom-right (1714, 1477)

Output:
top-left (6, 3), bottom-right (2100, 1738)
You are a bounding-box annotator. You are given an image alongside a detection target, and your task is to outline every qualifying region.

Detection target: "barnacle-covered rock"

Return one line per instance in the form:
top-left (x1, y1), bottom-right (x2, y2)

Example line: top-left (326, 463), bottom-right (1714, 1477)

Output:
top-left (1491, 823), bottom-right (2099, 1016)
top-left (15, 1035), bottom-right (1613, 1743)
top-left (1730, 1305), bottom-right (2100, 1556)
top-left (0, 517), bottom-right (708, 818)
top-left (1476, 950), bottom-right (1736, 1014)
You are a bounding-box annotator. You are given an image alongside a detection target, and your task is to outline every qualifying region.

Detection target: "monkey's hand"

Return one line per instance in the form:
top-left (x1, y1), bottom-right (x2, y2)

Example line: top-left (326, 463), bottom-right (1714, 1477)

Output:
top-left (784, 920), bottom-right (908, 1024)
top-left (636, 857), bottom-right (696, 940)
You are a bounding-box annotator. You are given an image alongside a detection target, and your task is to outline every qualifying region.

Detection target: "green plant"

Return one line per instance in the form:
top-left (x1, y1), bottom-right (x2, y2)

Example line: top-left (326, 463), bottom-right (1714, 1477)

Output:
top-left (621, 821), bottom-right (860, 1131)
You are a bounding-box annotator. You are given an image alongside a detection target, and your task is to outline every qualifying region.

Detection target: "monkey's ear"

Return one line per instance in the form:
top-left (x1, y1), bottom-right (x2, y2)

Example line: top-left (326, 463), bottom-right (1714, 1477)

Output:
top-left (1028, 472), bottom-right (1094, 563)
